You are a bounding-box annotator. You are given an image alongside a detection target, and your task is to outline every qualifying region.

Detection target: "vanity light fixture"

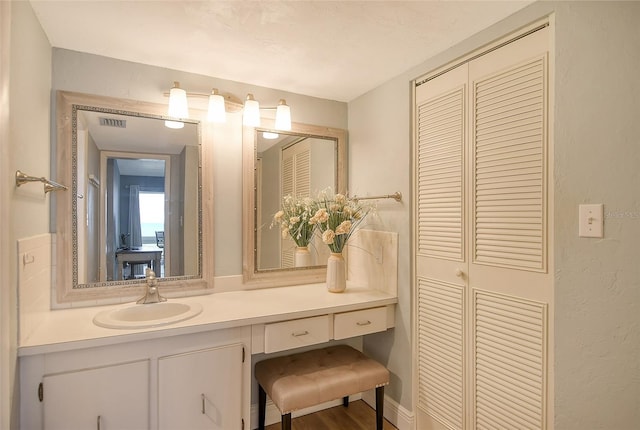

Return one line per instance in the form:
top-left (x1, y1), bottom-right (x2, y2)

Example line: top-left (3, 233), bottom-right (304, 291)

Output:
top-left (207, 89), bottom-right (226, 123)
top-left (165, 81), bottom-right (189, 129)
top-left (243, 94), bottom-right (261, 127)
top-left (164, 83), bottom-right (293, 130)
top-left (275, 99), bottom-right (292, 131)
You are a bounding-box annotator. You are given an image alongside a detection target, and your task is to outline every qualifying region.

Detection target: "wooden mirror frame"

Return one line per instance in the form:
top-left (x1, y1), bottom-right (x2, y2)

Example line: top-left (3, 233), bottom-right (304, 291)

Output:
top-left (242, 119), bottom-right (347, 287)
top-left (55, 91), bottom-right (214, 303)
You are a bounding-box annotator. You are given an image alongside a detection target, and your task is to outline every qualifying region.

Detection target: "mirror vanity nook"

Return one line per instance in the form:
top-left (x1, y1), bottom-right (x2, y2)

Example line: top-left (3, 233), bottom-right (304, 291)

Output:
top-left (19, 90), bottom-right (398, 430)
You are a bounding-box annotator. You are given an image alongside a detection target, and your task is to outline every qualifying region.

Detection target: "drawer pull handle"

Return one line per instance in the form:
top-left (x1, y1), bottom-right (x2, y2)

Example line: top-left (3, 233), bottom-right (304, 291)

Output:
top-left (97, 415), bottom-right (101, 430)
top-left (292, 330), bottom-right (309, 337)
top-left (357, 320), bottom-right (372, 326)
top-left (201, 393), bottom-right (205, 414)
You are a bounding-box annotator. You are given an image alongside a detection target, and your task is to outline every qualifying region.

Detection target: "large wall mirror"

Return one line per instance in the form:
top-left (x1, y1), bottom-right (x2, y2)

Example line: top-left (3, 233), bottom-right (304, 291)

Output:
top-left (242, 119), bottom-right (346, 287)
top-left (55, 91), bottom-right (212, 303)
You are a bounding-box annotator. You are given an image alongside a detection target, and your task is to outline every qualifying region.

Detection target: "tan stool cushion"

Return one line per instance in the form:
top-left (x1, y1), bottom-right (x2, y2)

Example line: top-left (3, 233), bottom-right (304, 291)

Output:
top-left (255, 345), bottom-right (389, 414)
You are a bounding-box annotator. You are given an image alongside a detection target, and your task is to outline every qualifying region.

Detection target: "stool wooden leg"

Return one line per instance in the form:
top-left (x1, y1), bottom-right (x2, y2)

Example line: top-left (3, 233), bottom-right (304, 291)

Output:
top-left (376, 386), bottom-right (385, 430)
top-left (343, 396), bottom-right (349, 407)
top-left (282, 413), bottom-right (292, 430)
top-left (258, 385), bottom-right (266, 430)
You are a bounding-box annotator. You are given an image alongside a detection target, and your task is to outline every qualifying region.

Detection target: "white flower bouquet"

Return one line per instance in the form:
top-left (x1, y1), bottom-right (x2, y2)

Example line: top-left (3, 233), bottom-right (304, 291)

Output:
top-left (310, 192), bottom-right (371, 253)
top-left (272, 195), bottom-right (316, 247)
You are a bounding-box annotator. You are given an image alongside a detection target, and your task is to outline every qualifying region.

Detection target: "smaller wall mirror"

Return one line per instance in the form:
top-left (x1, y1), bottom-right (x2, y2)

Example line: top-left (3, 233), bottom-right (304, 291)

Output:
top-left (242, 120), bottom-right (347, 287)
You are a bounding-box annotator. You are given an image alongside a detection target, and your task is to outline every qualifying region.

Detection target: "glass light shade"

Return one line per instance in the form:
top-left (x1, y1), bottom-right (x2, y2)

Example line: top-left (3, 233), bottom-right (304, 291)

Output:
top-left (275, 99), bottom-right (292, 131)
top-left (207, 90), bottom-right (226, 123)
top-left (165, 81), bottom-right (188, 129)
top-left (263, 132), bottom-right (279, 139)
top-left (243, 94), bottom-right (261, 127)
top-left (164, 120), bottom-right (184, 129)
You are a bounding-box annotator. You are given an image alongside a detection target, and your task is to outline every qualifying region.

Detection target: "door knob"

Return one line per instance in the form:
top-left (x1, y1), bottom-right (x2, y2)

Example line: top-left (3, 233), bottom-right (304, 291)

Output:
top-left (455, 268), bottom-right (464, 278)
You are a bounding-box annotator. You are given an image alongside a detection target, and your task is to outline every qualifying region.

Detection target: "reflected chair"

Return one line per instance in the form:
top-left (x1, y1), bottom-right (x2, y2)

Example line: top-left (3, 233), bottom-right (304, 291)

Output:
top-left (155, 231), bottom-right (164, 248)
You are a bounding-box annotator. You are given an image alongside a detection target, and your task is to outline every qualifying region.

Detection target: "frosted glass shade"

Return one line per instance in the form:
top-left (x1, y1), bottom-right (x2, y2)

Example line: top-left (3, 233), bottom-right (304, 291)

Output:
top-left (275, 99), bottom-right (291, 131)
top-left (243, 94), bottom-right (260, 127)
top-left (165, 82), bottom-right (188, 129)
top-left (207, 90), bottom-right (226, 123)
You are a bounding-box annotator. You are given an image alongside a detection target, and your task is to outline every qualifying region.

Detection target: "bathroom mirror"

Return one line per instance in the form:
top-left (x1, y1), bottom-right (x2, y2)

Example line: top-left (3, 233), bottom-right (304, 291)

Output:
top-left (242, 119), bottom-right (346, 287)
top-left (55, 91), bottom-right (213, 303)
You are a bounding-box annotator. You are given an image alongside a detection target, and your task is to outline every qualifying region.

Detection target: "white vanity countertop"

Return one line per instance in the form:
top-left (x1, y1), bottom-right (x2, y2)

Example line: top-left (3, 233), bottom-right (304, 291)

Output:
top-left (18, 282), bottom-right (397, 356)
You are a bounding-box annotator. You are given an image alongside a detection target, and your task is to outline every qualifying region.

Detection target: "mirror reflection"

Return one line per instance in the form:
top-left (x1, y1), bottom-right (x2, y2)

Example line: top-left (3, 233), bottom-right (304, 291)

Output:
top-left (74, 108), bottom-right (200, 287)
top-left (255, 128), bottom-right (336, 271)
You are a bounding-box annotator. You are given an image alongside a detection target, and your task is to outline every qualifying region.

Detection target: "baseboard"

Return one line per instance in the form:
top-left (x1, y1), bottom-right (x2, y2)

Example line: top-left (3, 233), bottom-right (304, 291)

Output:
top-left (249, 391), bottom-right (414, 430)
top-left (250, 394), bottom-right (363, 429)
top-left (362, 390), bottom-right (415, 430)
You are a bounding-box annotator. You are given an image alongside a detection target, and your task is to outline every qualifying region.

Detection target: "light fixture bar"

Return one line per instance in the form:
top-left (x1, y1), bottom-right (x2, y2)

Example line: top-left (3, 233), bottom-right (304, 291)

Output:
top-left (163, 83), bottom-right (292, 126)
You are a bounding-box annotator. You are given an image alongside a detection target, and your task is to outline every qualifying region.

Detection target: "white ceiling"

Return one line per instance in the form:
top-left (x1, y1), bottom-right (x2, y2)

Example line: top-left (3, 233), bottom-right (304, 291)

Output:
top-left (29, 1), bottom-right (533, 102)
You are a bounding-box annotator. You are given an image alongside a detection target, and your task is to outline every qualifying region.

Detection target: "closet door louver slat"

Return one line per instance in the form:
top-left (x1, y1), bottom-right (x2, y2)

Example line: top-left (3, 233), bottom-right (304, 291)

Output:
top-left (417, 87), bottom-right (465, 261)
top-left (294, 149), bottom-right (311, 198)
top-left (473, 57), bottom-right (547, 271)
top-left (418, 278), bottom-right (465, 430)
top-left (474, 290), bottom-right (547, 430)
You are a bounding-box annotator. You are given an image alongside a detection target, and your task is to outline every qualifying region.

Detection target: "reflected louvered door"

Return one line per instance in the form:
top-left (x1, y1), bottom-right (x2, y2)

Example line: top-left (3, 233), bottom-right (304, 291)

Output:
top-left (415, 25), bottom-right (552, 430)
top-left (281, 141), bottom-right (311, 268)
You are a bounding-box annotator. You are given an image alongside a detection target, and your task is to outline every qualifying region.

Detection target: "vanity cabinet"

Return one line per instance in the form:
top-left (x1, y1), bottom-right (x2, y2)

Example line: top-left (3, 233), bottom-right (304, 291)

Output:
top-left (42, 360), bottom-right (150, 430)
top-left (21, 327), bottom-right (251, 430)
top-left (158, 343), bottom-right (244, 430)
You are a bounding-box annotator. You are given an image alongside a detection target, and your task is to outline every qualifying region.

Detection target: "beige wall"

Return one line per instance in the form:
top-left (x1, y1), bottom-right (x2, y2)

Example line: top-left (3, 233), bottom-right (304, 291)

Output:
top-left (349, 1), bottom-right (640, 428)
top-left (4, 1), bottom-right (52, 428)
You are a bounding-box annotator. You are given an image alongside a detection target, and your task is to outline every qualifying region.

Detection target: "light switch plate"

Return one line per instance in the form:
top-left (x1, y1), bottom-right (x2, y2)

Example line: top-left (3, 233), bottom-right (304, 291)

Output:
top-left (579, 204), bottom-right (604, 238)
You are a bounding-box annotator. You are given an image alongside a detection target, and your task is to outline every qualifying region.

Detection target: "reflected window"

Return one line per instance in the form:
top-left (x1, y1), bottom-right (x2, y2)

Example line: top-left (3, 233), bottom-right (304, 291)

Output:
top-left (139, 192), bottom-right (165, 243)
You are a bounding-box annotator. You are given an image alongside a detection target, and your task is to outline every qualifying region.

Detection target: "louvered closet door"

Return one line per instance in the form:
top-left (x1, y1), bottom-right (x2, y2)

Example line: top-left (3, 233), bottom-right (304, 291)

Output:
top-left (280, 141), bottom-right (311, 268)
top-left (414, 25), bottom-right (552, 430)
top-left (468, 27), bottom-right (552, 430)
top-left (415, 64), bottom-right (468, 430)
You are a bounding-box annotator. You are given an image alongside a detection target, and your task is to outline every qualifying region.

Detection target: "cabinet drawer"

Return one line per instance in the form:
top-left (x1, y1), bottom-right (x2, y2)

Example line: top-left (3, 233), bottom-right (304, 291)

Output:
top-left (264, 315), bottom-right (330, 353)
top-left (333, 307), bottom-right (387, 340)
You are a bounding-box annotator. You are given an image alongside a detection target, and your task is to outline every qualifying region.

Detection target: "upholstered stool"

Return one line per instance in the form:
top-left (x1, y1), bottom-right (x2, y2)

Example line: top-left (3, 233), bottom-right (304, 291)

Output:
top-left (255, 345), bottom-right (389, 430)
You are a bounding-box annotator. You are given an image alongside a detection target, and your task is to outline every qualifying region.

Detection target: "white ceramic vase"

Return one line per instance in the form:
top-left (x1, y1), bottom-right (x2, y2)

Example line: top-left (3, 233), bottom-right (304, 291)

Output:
top-left (326, 252), bottom-right (346, 293)
top-left (294, 246), bottom-right (311, 267)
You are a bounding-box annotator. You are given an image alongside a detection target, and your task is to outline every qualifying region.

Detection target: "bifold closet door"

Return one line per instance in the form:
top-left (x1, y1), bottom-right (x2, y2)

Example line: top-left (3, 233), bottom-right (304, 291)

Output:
top-left (415, 64), bottom-right (469, 430)
top-left (415, 25), bottom-right (552, 430)
top-left (468, 26), bottom-right (551, 430)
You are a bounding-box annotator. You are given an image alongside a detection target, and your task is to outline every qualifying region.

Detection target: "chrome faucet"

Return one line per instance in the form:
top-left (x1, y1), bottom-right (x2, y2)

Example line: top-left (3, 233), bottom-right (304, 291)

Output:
top-left (137, 268), bottom-right (167, 304)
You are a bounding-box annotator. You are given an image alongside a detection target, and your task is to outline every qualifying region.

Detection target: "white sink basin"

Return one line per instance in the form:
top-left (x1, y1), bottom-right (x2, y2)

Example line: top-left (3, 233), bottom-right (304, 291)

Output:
top-left (93, 301), bottom-right (203, 329)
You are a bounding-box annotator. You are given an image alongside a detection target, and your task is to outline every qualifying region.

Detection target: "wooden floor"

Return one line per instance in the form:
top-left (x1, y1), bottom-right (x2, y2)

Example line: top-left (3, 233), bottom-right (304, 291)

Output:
top-left (265, 400), bottom-right (398, 430)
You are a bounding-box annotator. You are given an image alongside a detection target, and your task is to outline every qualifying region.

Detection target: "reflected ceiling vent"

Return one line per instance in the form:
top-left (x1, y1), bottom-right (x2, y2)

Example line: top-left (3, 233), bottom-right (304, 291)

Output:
top-left (99, 117), bottom-right (127, 128)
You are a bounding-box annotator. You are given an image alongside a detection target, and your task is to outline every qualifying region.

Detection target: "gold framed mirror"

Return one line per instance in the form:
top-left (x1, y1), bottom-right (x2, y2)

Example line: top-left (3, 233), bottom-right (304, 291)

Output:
top-left (242, 119), bottom-right (347, 287)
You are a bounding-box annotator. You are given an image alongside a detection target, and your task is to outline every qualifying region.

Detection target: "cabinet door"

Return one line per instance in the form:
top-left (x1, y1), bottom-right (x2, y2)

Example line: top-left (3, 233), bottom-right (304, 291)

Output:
top-left (43, 360), bottom-right (150, 430)
top-left (158, 343), bottom-right (244, 430)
